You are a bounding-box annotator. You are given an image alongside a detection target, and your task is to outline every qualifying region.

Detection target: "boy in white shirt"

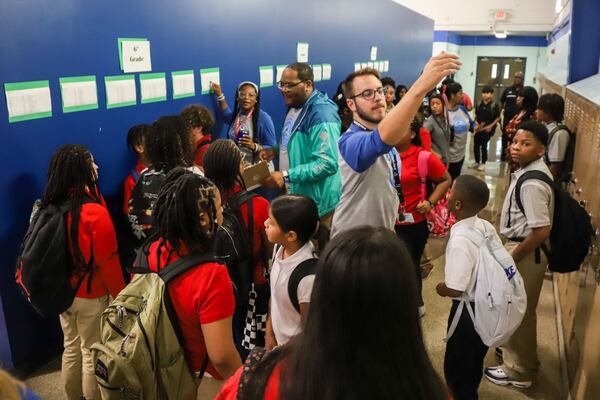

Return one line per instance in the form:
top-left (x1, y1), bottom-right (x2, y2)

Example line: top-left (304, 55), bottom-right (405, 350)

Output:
top-left (436, 174), bottom-right (492, 400)
top-left (536, 93), bottom-right (569, 181)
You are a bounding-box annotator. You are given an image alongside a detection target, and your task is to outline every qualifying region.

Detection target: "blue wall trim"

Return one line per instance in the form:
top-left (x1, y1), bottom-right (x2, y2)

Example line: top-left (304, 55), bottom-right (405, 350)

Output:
top-left (434, 30), bottom-right (547, 47)
top-left (548, 14), bottom-right (571, 45)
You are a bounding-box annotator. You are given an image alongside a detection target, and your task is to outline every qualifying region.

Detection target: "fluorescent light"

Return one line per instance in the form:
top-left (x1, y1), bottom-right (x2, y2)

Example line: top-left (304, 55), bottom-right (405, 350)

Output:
top-left (494, 31), bottom-right (508, 39)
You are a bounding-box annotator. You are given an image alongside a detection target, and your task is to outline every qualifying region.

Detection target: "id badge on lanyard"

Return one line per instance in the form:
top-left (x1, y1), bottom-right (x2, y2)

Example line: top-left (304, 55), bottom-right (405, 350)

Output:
top-left (388, 151), bottom-right (412, 223)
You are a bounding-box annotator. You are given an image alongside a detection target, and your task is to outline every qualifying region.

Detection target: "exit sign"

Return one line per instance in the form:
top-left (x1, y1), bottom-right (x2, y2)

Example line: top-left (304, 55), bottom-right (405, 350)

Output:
top-left (495, 10), bottom-right (508, 20)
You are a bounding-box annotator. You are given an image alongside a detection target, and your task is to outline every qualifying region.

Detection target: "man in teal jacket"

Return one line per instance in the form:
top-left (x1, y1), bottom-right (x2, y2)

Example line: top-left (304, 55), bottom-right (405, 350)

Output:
top-left (265, 63), bottom-right (341, 224)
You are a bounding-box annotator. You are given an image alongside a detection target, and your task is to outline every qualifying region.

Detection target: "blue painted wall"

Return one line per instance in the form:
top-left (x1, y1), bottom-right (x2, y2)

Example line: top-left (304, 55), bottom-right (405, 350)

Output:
top-left (0, 0), bottom-right (433, 373)
top-left (568, 0), bottom-right (600, 83)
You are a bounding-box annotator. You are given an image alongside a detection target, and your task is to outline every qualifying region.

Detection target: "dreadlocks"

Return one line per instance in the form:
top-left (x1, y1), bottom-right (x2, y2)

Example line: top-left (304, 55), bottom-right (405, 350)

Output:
top-left (153, 167), bottom-right (219, 256)
top-left (202, 139), bottom-right (245, 198)
top-left (145, 115), bottom-right (194, 172)
top-left (43, 144), bottom-right (101, 271)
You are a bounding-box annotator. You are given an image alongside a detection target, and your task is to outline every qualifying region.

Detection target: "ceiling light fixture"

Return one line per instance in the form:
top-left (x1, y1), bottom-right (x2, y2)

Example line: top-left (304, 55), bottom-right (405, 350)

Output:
top-left (494, 31), bottom-right (508, 39)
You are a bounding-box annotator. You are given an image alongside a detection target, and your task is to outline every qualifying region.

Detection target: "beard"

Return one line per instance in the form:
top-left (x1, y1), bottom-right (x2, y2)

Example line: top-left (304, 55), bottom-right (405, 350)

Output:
top-left (355, 102), bottom-right (384, 125)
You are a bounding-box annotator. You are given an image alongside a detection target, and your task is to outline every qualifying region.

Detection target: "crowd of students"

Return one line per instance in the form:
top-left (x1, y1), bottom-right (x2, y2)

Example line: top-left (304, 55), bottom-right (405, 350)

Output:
top-left (11, 50), bottom-right (578, 400)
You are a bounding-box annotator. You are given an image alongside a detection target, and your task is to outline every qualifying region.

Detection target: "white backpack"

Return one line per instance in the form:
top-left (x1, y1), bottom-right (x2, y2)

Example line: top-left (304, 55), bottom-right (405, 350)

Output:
top-left (445, 221), bottom-right (527, 347)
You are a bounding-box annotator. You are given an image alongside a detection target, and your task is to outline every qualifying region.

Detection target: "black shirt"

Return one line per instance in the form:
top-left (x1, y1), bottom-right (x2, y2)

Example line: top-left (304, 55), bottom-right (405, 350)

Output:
top-left (476, 101), bottom-right (500, 126)
top-left (500, 85), bottom-right (521, 126)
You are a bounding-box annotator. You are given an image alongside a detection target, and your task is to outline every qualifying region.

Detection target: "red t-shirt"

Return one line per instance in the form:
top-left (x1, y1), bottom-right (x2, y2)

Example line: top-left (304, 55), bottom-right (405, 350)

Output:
top-left (146, 239), bottom-right (235, 378)
top-left (397, 145), bottom-right (446, 224)
top-left (224, 186), bottom-right (270, 284)
top-left (122, 161), bottom-right (146, 215)
top-left (67, 198), bottom-right (126, 299)
top-left (215, 362), bottom-right (282, 399)
top-left (194, 134), bottom-right (212, 167)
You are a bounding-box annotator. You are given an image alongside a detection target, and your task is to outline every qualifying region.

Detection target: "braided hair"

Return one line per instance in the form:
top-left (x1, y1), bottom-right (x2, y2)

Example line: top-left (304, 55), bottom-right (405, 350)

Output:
top-left (145, 115), bottom-right (194, 172)
top-left (153, 168), bottom-right (219, 256)
top-left (202, 139), bottom-right (245, 199)
top-left (42, 144), bottom-right (101, 271)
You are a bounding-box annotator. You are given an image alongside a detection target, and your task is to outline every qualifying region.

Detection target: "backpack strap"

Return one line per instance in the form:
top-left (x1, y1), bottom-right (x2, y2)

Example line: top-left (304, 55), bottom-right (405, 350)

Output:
top-left (514, 170), bottom-right (555, 217)
top-left (228, 190), bottom-right (257, 278)
top-left (287, 258), bottom-right (318, 313)
top-left (444, 298), bottom-right (475, 343)
top-left (130, 168), bottom-right (140, 184)
top-left (158, 253), bottom-right (216, 283)
top-left (457, 104), bottom-right (475, 132)
top-left (237, 347), bottom-right (268, 394)
top-left (416, 150), bottom-right (431, 201)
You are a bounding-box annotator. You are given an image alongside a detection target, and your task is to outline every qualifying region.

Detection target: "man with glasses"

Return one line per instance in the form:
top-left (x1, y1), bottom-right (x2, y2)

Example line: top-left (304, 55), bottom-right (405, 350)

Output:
top-left (330, 52), bottom-right (461, 237)
top-left (264, 63), bottom-right (341, 229)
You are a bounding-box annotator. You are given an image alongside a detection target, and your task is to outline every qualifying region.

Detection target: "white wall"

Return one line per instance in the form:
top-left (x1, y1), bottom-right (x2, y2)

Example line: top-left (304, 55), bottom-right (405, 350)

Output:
top-left (393, 0), bottom-right (555, 33)
top-left (539, 0), bottom-right (571, 85)
top-left (432, 41), bottom-right (459, 56)
top-left (453, 45), bottom-right (547, 99)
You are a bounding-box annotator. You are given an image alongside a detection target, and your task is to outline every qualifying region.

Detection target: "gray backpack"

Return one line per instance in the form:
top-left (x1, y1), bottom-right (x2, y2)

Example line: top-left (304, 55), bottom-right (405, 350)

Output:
top-left (91, 245), bottom-right (213, 399)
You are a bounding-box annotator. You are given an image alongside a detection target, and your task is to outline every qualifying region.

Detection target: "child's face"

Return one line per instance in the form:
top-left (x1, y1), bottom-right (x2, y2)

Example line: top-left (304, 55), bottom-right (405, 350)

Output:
top-left (213, 189), bottom-right (224, 226)
top-left (535, 108), bottom-right (552, 123)
top-left (191, 127), bottom-right (204, 144)
top-left (89, 154), bottom-right (99, 180)
top-left (516, 95), bottom-right (524, 108)
top-left (384, 85), bottom-right (395, 105)
top-left (430, 98), bottom-right (443, 115)
top-left (510, 129), bottom-right (545, 167)
top-left (447, 180), bottom-right (460, 214)
top-left (264, 209), bottom-right (289, 245)
top-left (482, 91), bottom-right (493, 102)
top-left (199, 188), bottom-right (223, 233)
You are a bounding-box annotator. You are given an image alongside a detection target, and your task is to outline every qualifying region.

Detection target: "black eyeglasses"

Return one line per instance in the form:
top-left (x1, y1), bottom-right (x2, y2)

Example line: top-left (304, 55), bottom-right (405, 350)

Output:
top-left (351, 86), bottom-right (387, 100)
top-left (277, 80), bottom-right (306, 90)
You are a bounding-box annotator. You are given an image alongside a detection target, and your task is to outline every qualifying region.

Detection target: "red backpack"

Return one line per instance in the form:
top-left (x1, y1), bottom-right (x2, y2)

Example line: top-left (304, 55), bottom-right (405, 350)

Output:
top-left (416, 150), bottom-right (455, 237)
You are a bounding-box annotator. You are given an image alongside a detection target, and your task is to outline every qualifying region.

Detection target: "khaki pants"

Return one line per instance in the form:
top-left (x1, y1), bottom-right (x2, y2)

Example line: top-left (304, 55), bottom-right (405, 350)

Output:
top-left (60, 296), bottom-right (109, 400)
top-left (502, 241), bottom-right (547, 381)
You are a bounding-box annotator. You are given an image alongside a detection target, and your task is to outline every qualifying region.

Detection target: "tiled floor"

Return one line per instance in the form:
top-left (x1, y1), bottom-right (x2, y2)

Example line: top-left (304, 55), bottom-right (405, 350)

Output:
top-left (25, 131), bottom-right (565, 399)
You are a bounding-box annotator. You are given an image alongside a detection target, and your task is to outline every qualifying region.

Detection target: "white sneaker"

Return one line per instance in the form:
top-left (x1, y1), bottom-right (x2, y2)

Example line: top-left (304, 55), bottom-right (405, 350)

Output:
top-left (484, 366), bottom-right (532, 388)
top-left (468, 162), bottom-right (479, 169)
top-left (477, 164), bottom-right (486, 171)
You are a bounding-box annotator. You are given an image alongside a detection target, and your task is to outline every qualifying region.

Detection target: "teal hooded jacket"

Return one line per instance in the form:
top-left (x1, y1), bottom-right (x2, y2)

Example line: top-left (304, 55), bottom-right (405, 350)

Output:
top-left (285, 90), bottom-right (342, 217)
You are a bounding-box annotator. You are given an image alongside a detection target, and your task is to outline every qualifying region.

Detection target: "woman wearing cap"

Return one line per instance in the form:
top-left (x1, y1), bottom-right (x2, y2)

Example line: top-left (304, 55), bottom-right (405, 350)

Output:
top-left (211, 81), bottom-right (277, 166)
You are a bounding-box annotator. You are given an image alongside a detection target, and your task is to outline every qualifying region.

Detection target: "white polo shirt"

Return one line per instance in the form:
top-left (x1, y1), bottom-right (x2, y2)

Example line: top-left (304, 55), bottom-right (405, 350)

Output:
top-left (545, 122), bottom-right (570, 163)
top-left (500, 158), bottom-right (554, 240)
top-left (270, 242), bottom-right (316, 345)
top-left (445, 216), bottom-right (497, 301)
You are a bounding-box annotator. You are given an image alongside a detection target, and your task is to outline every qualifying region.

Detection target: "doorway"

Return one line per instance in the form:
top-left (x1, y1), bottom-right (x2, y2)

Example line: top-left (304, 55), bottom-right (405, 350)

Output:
top-left (474, 57), bottom-right (527, 106)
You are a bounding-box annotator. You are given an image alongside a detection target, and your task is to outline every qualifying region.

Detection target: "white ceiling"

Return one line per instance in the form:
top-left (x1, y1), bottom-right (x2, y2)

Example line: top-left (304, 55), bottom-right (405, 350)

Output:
top-left (392, 0), bottom-right (559, 35)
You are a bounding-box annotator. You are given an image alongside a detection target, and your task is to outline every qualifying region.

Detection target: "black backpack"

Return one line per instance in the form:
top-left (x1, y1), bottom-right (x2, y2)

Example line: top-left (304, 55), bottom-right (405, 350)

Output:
top-left (546, 124), bottom-right (576, 183)
top-left (515, 171), bottom-right (593, 273)
top-left (15, 199), bottom-right (94, 318)
top-left (127, 168), bottom-right (165, 240)
top-left (287, 258), bottom-right (318, 313)
top-left (213, 190), bottom-right (259, 302)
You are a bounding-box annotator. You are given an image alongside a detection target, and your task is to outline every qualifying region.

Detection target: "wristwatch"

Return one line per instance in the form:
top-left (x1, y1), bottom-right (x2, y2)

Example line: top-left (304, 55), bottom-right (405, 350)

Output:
top-left (282, 170), bottom-right (290, 185)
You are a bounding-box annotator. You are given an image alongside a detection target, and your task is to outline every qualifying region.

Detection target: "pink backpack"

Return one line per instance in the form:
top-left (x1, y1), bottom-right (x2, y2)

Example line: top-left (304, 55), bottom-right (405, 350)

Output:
top-left (417, 150), bottom-right (456, 237)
